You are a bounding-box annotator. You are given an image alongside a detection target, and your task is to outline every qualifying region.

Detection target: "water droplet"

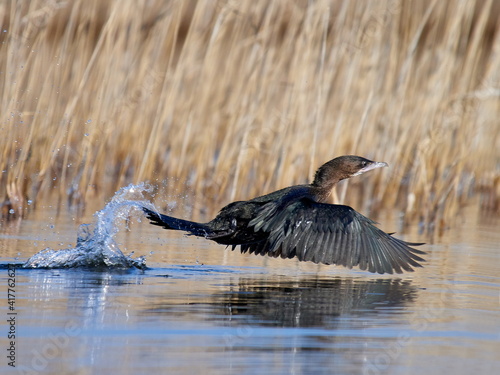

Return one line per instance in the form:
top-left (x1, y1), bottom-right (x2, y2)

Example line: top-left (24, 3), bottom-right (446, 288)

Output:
top-left (53, 177), bottom-right (57, 181)
top-left (84, 133), bottom-right (89, 136)
top-left (27, 200), bottom-right (32, 205)
top-left (86, 119), bottom-right (92, 124)
top-left (9, 209), bottom-right (14, 214)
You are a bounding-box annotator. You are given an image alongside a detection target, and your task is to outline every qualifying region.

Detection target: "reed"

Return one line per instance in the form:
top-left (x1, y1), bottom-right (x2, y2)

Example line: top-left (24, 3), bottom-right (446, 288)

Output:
top-left (1, 0), bottom-right (499, 230)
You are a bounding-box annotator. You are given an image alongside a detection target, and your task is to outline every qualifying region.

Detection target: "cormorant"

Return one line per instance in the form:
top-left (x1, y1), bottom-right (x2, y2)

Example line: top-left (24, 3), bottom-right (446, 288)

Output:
top-left (143, 155), bottom-right (425, 274)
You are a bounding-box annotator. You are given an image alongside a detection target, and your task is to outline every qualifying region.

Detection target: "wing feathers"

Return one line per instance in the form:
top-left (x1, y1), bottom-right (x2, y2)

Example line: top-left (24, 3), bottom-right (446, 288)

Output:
top-left (240, 199), bottom-right (425, 274)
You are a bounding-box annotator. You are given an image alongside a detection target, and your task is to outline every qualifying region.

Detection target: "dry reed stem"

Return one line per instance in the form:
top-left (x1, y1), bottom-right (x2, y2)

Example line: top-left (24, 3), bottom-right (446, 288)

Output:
top-left (0, 0), bottom-right (498, 229)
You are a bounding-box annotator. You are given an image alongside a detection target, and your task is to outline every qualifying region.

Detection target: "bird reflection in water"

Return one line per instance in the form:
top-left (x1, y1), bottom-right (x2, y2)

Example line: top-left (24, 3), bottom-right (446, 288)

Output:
top-left (212, 276), bottom-right (418, 328)
top-left (145, 275), bottom-right (419, 329)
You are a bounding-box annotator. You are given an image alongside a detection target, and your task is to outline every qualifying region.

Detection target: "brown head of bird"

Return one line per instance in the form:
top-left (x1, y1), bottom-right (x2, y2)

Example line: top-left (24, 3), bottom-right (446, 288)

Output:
top-left (311, 155), bottom-right (388, 202)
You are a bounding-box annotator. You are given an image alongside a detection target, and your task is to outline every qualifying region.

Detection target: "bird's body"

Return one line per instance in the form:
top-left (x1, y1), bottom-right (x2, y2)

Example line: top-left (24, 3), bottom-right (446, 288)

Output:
top-left (144, 155), bottom-right (425, 274)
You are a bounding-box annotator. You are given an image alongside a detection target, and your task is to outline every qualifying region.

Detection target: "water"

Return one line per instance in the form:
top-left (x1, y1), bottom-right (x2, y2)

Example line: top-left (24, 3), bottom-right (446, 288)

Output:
top-left (22, 183), bottom-right (152, 269)
top-left (0, 185), bottom-right (499, 374)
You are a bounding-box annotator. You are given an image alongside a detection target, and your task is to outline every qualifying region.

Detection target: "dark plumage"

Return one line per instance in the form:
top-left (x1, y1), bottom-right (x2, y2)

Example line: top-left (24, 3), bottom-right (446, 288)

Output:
top-left (143, 155), bottom-right (425, 274)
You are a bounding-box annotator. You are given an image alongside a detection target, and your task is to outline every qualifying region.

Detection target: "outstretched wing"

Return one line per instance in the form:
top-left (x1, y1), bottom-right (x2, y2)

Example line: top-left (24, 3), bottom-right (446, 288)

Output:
top-left (245, 198), bottom-right (425, 274)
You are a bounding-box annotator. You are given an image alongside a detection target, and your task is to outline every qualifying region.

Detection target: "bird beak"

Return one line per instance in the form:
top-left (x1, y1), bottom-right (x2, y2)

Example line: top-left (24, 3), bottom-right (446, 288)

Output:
top-left (352, 161), bottom-right (389, 176)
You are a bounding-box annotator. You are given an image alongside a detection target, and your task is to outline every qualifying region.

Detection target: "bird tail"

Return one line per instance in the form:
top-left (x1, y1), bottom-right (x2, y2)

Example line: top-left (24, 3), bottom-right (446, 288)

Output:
top-left (142, 207), bottom-right (210, 238)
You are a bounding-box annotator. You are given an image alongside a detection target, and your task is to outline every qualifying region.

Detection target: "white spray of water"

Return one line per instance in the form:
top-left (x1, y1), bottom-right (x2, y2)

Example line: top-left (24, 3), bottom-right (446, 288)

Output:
top-left (23, 183), bottom-right (156, 269)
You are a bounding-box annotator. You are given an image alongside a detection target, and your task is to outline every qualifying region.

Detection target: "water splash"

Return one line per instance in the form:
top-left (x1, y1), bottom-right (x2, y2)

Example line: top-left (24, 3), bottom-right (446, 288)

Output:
top-left (23, 183), bottom-right (156, 269)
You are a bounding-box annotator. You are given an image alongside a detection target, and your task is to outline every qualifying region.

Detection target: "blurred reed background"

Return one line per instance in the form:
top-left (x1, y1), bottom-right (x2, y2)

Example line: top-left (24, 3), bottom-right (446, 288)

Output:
top-left (1, 0), bottom-right (499, 230)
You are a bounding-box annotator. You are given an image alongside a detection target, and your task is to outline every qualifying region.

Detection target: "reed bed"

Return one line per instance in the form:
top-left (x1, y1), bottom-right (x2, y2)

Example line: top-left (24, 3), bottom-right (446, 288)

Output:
top-left (0, 0), bottom-right (499, 230)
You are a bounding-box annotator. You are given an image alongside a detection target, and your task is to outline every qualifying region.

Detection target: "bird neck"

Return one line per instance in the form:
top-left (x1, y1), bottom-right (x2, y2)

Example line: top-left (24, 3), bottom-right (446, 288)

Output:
top-left (309, 183), bottom-right (336, 203)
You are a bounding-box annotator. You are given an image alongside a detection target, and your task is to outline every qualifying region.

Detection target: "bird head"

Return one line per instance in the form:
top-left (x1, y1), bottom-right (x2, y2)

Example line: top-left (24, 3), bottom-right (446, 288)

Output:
top-left (312, 155), bottom-right (388, 188)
